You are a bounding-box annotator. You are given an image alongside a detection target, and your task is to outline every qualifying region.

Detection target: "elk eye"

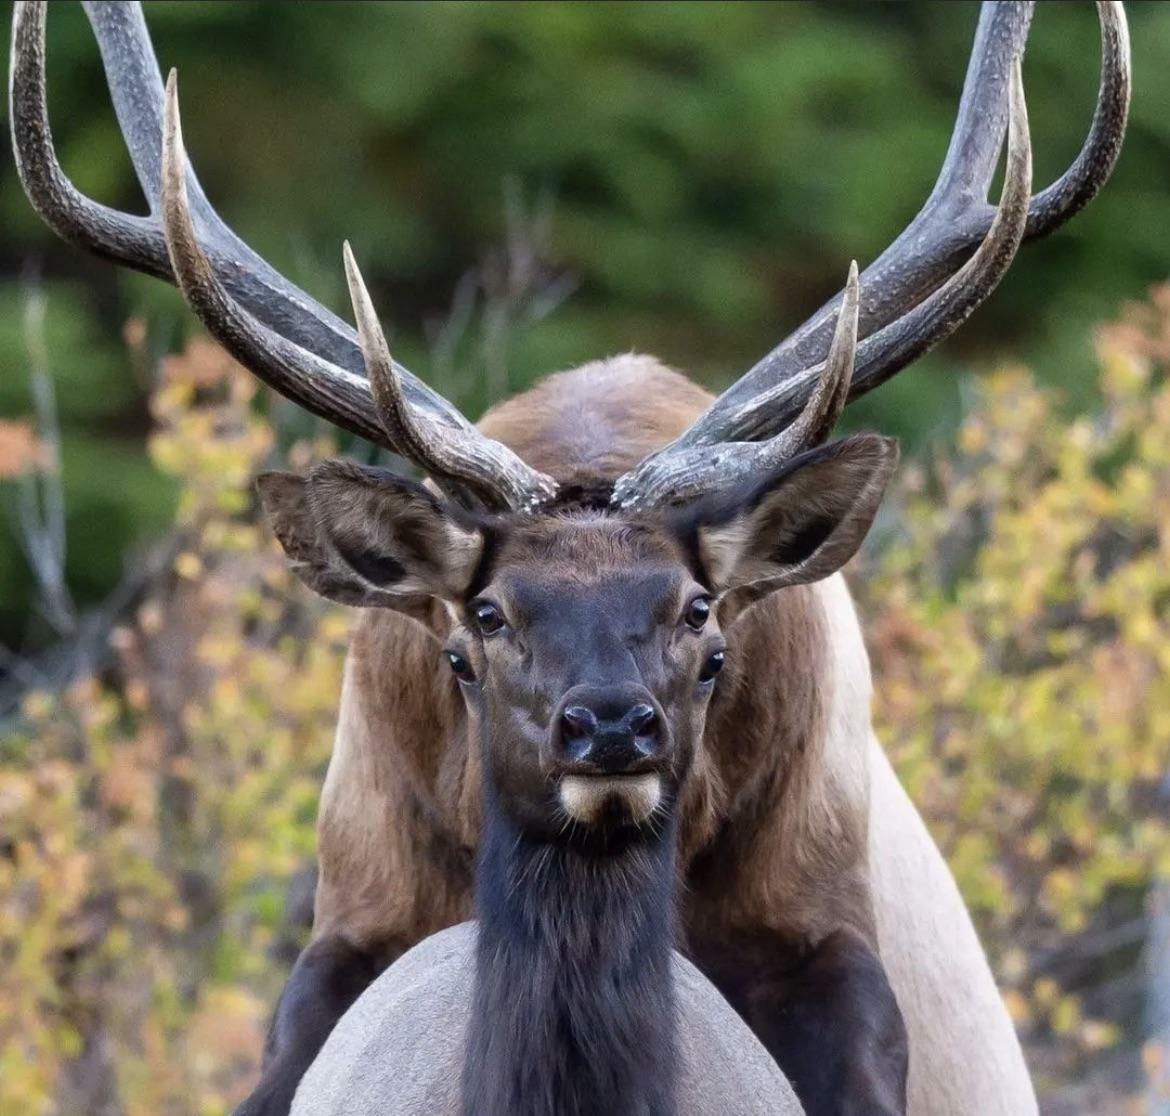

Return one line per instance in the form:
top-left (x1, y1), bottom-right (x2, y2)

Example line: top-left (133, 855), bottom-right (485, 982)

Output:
top-left (446, 651), bottom-right (476, 684)
top-left (684, 596), bottom-right (711, 631)
top-left (473, 602), bottom-right (504, 635)
top-left (699, 650), bottom-right (725, 684)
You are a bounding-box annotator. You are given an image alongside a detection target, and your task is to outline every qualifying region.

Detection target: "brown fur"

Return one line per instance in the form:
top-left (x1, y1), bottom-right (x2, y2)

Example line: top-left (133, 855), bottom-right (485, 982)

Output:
top-left (313, 357), bottom-right (877, 953)
top-left (478, 355), bottom-right (715, 481)
top-left (313, 609), bottom-right (475, 947)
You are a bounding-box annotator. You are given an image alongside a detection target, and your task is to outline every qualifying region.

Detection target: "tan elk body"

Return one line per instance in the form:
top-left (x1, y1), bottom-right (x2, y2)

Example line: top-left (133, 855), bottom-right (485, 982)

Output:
top-left (315, 357), bottom-right (1039, 1114)
top-left (9, 2), bottom-right (1131, 1114)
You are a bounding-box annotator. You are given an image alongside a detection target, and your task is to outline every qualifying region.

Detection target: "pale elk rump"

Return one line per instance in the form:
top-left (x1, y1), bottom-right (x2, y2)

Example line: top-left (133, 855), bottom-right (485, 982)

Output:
top-left (289, 923), bottom-right (805, 1116)
top-left (869, 736), bottom-right (1039, 1116)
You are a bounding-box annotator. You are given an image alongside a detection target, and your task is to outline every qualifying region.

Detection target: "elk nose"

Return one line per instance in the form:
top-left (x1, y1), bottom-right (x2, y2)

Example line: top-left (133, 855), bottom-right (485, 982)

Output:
top-left (555, 687), bottom-right (665, 775)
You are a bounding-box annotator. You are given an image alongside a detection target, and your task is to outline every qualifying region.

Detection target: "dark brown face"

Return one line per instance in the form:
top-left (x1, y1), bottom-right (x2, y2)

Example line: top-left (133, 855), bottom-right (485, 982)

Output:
top-left (257, 433), bottom-right (898, 843)
top-left (442, 518), bottom-right (727, 839)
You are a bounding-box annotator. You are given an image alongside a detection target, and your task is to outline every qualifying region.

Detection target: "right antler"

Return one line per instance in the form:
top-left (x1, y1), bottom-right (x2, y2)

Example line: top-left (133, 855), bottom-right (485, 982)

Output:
top-left (9, 0), bottom-right (558, 512)
top-left (612, 1), bottom-right (1130, 509)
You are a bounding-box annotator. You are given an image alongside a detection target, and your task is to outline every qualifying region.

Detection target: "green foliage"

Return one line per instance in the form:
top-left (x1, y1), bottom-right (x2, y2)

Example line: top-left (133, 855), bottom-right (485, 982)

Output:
top-left (2, 0), bottom-right (1169, 647)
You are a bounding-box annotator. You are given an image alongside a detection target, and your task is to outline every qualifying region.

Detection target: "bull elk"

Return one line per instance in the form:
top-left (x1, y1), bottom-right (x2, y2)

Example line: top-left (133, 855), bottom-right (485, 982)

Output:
top-left (10, 1), bottom-right (1131, 1114)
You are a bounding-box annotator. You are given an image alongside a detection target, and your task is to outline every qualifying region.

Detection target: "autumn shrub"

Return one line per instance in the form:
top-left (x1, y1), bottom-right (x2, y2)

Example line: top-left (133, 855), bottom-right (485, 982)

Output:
top-left (1, 290), bottom-right (1168, 1114)
top-left (0, 340), bottom-right (349, 1116)
top-left (860, 286), bottom-right (1170, 1105)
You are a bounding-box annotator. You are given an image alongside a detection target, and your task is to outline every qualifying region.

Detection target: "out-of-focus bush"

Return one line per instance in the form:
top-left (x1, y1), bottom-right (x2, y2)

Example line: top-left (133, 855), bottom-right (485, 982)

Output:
top-left (1, 290), bottom-right (1169, 1113)
top-left (0, 339), bottom-right (349, 1115)
top-left (861, 286), bottom-right (1170, 1106)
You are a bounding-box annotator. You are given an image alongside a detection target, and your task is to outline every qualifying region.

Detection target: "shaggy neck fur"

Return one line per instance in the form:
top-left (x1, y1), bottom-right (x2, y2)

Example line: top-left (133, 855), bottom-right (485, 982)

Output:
top-left (462, 787), bottom-right (679, 1116)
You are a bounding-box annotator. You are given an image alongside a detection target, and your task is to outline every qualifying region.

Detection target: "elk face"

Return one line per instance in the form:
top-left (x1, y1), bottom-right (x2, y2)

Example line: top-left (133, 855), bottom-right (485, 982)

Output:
top-left (446, 515), bottom-right (723, 840)
top-left (258, 433), bottom-right (896, 844)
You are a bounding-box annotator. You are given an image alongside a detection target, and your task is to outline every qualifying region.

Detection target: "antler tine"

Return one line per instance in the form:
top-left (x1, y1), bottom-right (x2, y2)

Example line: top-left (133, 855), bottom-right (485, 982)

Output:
top-left (726, 55), bottom-right (1033, 441)
top-left (1027, 1), bottom-right (1130, 238)
top-left (10, 2), bottom-right (162, 272)
top-left (746, 260), bottom-right (860, 468)
top-left (613, 263), bottom-right (860, 510)
top-left (341, 244), bottom-right (453, 484)
top-left (645, 0), bottom-right (1127, 456)
top-left (791, 259), bottom-right (858, 449)
top-left (845, 59), bottom-right (1031, 399)
top-left (342, 244), bottom-right (559, 511)
top-left (614, 57), bottom-right (1031, 511)
top-left (158, 70), bottom-right (391, 447)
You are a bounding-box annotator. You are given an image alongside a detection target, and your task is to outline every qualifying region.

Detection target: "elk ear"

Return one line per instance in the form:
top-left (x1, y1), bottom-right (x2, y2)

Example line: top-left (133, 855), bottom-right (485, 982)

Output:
top-left (256, 461), bottom-right (483, 608)
top-left (694, 434), bottom-right (898, 597)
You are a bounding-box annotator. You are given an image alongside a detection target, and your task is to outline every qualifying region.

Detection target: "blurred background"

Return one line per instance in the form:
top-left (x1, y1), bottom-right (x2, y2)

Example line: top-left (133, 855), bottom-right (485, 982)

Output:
top-left (0, 2), bottom-right (1168, 1114)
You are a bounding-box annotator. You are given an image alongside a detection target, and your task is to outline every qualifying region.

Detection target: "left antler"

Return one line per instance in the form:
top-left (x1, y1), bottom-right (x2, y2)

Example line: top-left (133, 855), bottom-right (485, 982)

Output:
top-left (10, 1), bottom-right (558, 512)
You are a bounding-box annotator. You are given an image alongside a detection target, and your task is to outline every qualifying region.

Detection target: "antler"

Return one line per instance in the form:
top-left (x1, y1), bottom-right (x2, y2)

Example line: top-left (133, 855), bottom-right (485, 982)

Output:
top-left (10, 0), bottom-right (557, 513)
top-left (612, 1), bottom-right (1130, 509)
top-left (340, 242), bottom-right (556, 510)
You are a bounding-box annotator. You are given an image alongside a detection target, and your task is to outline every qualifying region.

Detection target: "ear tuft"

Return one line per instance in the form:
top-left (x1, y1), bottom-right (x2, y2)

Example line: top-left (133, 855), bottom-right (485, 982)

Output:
top-left (696, 434), bottom-right (898, 597)
top-left (256, 472), bottom-right (316, 561)
top-left (257, 469), bottom-right (394, 607)
top-left (304, 461), bottom-right (482, 597)
top-left (256, 461), bottom-right (485, 612)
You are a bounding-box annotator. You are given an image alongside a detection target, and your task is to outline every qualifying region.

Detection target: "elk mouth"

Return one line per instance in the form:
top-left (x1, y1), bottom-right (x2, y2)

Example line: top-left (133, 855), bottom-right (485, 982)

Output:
top-left (558, 772), bottom-right (662, 827)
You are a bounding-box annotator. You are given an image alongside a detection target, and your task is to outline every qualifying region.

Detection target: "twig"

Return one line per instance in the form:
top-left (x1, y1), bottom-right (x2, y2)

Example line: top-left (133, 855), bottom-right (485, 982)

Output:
top-left (16, 267), bottom-right (77, 637)
top-left (425, 179), bottom-right (577, 412)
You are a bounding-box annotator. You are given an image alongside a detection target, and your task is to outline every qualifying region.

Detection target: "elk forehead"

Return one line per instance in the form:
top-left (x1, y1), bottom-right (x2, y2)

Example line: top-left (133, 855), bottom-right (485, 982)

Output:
top-left (478, 518), bottom-right (705, 691)
top-left (489, 563), bottom-right (693, 633)
top-left (495, 512), bottom-right (688, 568)
top-left (483, 513), bottom-right (699, 602)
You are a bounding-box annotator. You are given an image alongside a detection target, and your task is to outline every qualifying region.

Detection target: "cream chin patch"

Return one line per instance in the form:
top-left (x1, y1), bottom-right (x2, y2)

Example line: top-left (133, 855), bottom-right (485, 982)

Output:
top-left (559, 773), bottom-right (661, 825)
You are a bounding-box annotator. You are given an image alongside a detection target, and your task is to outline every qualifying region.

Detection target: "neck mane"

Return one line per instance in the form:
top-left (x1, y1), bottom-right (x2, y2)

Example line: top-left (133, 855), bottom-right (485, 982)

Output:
top-left (463, 798), bottom-right (679, 1116)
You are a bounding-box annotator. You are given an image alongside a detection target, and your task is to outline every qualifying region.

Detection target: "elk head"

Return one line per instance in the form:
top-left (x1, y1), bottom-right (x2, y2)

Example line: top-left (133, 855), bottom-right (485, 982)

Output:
top-left (255, 245), bottom-right (902, 838)
top-left (11, 1), bottom-right (1131, 840)
top-left (256, 402), bottom-right (898, 843)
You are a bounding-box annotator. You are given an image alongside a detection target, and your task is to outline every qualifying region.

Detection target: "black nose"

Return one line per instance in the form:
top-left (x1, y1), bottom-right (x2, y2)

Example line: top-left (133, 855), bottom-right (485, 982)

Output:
top-left (554, 686), bottom-right (665, 774)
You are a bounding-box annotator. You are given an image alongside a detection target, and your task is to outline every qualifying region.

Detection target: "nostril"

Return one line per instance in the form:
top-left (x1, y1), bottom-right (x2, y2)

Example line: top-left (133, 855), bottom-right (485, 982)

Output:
top-left (627, 703), bottom-right (657, 737)
top-left (561, 705), bottom-right (597, 741)
top-left (555, 693), bottom-right (664, 771)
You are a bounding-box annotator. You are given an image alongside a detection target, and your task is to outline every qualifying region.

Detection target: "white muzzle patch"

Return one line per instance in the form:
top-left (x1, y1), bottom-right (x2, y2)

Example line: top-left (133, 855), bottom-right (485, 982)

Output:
top-left (559, 773), bottom-right (661, 825)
